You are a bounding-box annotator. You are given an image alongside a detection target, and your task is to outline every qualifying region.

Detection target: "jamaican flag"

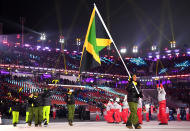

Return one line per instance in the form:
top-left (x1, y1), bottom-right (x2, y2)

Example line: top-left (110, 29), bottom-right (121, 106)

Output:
top-left (80, 7), bottom-right (112, 72)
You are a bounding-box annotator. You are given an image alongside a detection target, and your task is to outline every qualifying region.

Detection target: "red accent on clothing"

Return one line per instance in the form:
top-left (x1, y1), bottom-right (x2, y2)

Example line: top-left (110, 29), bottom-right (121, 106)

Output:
top-left (177, 114), bottom-right (181, 121)
top-left (186, 114), bottom-right (189, 121)
top-left (159, 100), bottom-right (168, 124)
top-left (146, 113), bottom-right (149, 122)
top-left (96, 114), bottom-right (100, 121)
top-left (122, 108), bottom-right (129, 123)
top-left (137, 108), bottom-right (143, 124)
top-left (114, 109), bottom-right (121, 123)
top-left (53, 112), bottom-right (56, 119)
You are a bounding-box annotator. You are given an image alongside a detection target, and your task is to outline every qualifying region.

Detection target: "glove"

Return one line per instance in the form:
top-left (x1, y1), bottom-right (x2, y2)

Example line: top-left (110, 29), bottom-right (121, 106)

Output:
top-left (137, 93), bottom-right (143, 98)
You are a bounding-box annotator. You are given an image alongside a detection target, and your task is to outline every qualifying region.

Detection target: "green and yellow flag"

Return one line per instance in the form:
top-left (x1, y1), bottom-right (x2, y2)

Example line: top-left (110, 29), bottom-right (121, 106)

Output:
top-left (80, 7), bottom-right (112, 72)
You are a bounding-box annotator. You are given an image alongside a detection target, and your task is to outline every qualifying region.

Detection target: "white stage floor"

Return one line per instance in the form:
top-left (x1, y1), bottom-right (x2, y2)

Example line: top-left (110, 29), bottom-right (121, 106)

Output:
top-left (0, 121), bottom-right (190, 131)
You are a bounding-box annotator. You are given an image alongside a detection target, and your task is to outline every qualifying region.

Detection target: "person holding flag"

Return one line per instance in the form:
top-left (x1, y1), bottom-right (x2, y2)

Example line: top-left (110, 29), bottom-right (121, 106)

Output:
top-left (125, 74), bottom-right (143, 129)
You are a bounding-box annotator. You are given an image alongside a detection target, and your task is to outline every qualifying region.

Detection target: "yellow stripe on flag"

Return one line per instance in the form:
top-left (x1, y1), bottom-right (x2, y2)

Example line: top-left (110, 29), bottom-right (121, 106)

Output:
top-left (96, 38), bottom-right (112, 47)
top-left (86, 42), bottom-right (101, 64)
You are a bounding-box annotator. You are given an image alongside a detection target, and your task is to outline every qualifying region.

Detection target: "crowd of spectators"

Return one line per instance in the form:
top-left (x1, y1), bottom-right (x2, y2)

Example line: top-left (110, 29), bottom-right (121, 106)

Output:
top-left (0, 44), bottom-right (190, 76)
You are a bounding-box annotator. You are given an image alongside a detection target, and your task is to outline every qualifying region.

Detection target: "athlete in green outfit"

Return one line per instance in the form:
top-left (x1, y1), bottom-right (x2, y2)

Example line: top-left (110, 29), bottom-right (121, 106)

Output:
top-left (65, 89), bottom-right (75, 126)
top-left (126, 74), bottom-right (143, 129)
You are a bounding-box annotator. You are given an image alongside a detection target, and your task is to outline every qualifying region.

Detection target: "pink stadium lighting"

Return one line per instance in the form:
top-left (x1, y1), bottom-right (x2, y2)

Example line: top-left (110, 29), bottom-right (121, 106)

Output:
top-left (125, 57), bottom-right (130, 60)
top-left (24, 44), bottom-right (30, 47)
top-left (3, 40), bottom-right (8, 44)
top-left (44, 47), bottom-right (49, 50)
top-left (16, 42), bottom-right (20, 45)
top-left (37, 46), bottom-right (41, 50)
top-left (149, 55), bottom-right (152, 58)
top-left (166, 50), bottom-right (171, 53)
top-left (175, 53), bottom-right (179, 56)
top-left (174, 49), bottom-right (179, 53)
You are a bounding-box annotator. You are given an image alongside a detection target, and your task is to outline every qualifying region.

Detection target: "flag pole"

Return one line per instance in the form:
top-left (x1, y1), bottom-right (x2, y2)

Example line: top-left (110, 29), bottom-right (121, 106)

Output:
top-left (94, 3), bottom-right (139, 94)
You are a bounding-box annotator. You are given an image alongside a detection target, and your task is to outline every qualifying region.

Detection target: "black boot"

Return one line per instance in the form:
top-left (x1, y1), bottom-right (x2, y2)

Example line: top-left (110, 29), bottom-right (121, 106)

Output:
top-left (13, 123), bottom-right (17, 127)
top-left (70, 120), bottom-right (73, 126)
top-left (28, 122), bottom-right (31, 126)
top-left (134, 123), bottom-right (142, 129)
top-left (126, 121), bottom-right (133, 129)
top-left (69, 120), bottom-right (73, 126)
top-left (43, 119), bottom-right (47, 125)
top-left (44, 121), bottom-right (48, 127)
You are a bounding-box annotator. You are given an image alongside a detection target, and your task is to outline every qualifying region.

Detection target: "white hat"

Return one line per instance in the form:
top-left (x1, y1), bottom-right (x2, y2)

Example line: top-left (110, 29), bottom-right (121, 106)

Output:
top-left (116, 98), bottom-right (120, 102)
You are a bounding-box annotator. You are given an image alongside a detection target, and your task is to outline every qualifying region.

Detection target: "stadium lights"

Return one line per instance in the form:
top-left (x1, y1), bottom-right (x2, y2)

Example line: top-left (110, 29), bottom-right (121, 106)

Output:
top-left (44, 47), bottom-right (49, 50)
top-left (170, 40), bottom-right (176, 48)
top-left (76, 38), bottom-right (81, 46)
top-left (76, 38), bottom-right (81, 52)
top-left (59, 35), bottom-right (64, 44)
top-left (37, 45), bottom-right (41, 50)
top-left (156, 55), bottom-right (160, 59)
top-left (40, 33), bottom-right (46, 41)
top-left (176, 53), bottom-right (179, 56)
top-left (151, 45), bottom-right (157, 51)
top-left (3, 36), bottom-right (8, 44)
top-left (120, 48), bottom-right (127, 54)
top-left (24, 44), bottom-right (30, 47)
top-left (186, 51), bottom-right (190, 56)
top-left (148, 55), bottom-right (152, 58)
top-left (56, 48), bottom-right (60, 51)
top-left (133, 46), bottom-right (138, 53)
top-left (174, 49), bottom-right (179, 53)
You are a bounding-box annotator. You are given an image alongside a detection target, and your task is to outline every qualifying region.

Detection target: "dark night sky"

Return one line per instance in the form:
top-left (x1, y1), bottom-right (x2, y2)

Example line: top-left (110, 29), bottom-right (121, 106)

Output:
top-left (0, 0), bottom-right (190, 50)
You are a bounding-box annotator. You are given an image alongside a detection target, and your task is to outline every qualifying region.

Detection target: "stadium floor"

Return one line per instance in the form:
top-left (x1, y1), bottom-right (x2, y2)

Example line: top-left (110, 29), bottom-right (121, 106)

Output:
top-left (0, 121), bottom-right (190, 131)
